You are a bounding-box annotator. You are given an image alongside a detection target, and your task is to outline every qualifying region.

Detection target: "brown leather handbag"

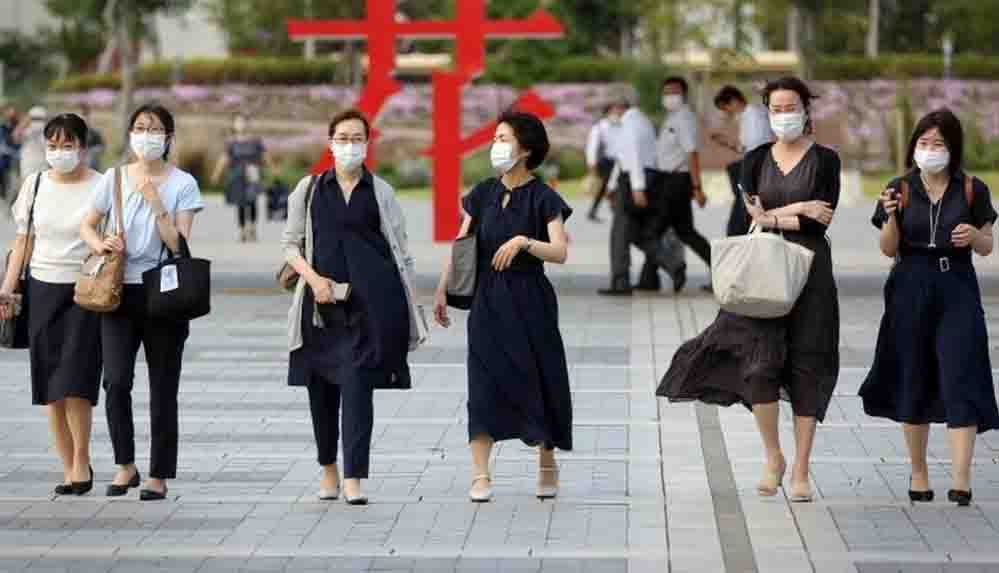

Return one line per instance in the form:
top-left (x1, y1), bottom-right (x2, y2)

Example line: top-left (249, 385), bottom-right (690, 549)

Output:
top-left (276, 174), bottom-right (318, 292)
top-left (74, 167), bottom-right (126, 312)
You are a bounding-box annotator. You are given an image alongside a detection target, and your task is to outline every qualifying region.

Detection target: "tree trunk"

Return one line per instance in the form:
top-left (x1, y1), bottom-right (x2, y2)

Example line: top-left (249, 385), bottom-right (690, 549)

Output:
top-left (865, 0), bottom-right (880, 58)
top-left (787, 2), bottom-right (800, 53)
top-left (733, 0), bottom-right (744, 51)
top-left (117, 2), bottom-right (135, 159)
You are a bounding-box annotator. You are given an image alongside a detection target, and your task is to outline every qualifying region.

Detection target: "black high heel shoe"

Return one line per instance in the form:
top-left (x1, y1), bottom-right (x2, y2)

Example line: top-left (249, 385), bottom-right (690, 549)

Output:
top-left (71, 465), bottom-right (94, 496)
top-left (139, 485), bottom-right (168, 501)
top-left (106, 470), bottom-right (140, 497)
top-left (948, 489), bottom-right (972, 507)
top-left (908, 476), bottom-right (934, 503)
top-left (54, 484), bottom-right (73, 496)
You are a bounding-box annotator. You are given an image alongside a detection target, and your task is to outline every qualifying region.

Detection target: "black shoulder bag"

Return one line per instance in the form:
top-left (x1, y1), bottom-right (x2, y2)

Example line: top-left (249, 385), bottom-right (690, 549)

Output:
top-left (142, 235), bottom-right (212, 321)
top-left (0, 173), bottom-right (42, 349)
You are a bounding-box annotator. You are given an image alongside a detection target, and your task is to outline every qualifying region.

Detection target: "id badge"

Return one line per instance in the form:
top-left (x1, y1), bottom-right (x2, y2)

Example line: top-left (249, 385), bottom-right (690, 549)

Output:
top-left (160, 265), bottom-right (179, 293)
top-left (245, 165), bottom-right (261, 184)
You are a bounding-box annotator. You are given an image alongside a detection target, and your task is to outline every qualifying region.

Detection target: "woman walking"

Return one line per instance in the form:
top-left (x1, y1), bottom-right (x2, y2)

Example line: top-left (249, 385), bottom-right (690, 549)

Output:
top-left (433, 111), bottom-right (573, 502)
top-left (282, 110), bottom-right (426, 505)
top-left (658, 77), bottom-right (841, 502)
top-left (860, 109), bottom-right (998, 507)
top-left (0, 113), bottom-right (103, 495)
top-left (80, 104), bottom-right (204, 500)
top-left (211, 113), bottom-right (276, 242)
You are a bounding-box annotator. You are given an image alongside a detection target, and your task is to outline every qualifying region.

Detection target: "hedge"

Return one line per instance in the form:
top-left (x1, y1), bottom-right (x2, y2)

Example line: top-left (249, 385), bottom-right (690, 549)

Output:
top-left (812, 54), bottom-right (999, 80)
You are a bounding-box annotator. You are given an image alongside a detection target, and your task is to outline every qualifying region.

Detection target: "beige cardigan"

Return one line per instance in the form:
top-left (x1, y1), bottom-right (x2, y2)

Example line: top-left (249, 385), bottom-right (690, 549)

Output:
top-left (281, 172), bottom-right (428, 352)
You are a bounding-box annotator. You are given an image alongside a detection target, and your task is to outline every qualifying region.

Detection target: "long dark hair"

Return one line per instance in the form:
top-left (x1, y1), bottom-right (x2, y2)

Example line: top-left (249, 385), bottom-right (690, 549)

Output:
top-left (906, 109), bottom-right (964, 175)
top-left (128, 103), bottom-right (175, 160)
top-left (762, 76), bottom-right (818, 135)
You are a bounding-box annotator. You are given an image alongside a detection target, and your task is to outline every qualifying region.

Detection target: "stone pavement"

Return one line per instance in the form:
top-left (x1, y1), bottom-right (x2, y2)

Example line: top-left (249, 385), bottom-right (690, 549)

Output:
top-left (0, 191), bottom-right (998, 573)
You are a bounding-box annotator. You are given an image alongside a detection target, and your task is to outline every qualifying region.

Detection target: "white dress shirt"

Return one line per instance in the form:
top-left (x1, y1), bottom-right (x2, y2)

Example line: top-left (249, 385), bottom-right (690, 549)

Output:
top-left (585, 117), bottom-right (623, 168)
top-left (608, 107), bottom-right (658, 192)
top-left (739, 103), bottom-right (774, 154)
top-left (657, 104), bottom-right (698, 173)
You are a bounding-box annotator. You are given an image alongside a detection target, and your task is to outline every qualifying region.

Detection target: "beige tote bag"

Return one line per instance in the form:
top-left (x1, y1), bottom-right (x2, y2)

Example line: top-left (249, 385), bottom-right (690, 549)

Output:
top-left (710, 226), bottom-right (815, 319)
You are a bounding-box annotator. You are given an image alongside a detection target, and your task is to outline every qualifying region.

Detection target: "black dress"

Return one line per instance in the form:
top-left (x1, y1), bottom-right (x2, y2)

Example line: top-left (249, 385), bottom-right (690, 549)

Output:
top-left (463, 177), bottom-right (574, 450)
top-left (658, 144), bottom-right (841, 421)
top-left (287, 170), bottom-right (411, 389)
top-left (860, 171), bottom-right (999, 432)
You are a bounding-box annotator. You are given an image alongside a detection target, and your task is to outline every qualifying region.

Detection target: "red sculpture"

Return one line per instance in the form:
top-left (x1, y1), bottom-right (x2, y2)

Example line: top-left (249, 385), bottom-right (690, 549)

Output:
top-left (287, 0), bottom-right (563, 240)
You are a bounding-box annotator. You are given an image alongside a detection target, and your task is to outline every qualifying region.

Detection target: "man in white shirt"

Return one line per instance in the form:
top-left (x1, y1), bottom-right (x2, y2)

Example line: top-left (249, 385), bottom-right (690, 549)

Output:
top-left (598, 104), bottom-right (686, 296)
top-left (584, 101), bottom-right (626, 221)
top-left (637, 77), bottom-right (711, 292)
top-left (710, 85), bottom-right (775, 236)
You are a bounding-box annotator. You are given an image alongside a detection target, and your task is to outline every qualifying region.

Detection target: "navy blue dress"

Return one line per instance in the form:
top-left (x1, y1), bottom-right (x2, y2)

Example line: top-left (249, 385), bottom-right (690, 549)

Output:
top-left (861, 170), bottom-right (999, 432)
top-left (288, 170), bottom-right (411, 389)
top-left (463, 177), bottom-right (574, 450)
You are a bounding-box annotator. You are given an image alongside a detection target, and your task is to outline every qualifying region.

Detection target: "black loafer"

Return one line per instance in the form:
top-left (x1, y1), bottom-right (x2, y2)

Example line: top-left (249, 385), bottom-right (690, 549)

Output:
top-left (908, 477), bottom-right (934, 503)
top-left (54, 484), bottom-right (73, 496)
top-left (948, 489), bottom-right (972, 506)
top-left (71, 465), bottom-right (94, 496)
top-left (344, 495), bottom-right (368, 506)
top-left (139, 486), bottom-right (168, 501)
top-left (106, 470), bottom-right (141, 497)
top-left (671, 264), bottom-right (688, 293)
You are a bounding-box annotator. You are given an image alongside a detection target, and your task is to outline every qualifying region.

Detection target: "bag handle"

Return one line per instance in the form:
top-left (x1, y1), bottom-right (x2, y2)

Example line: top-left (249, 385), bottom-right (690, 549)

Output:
top-left (14, 172), bottom-right (43, 280)
top-left (112, 166), bottom-right (124, 236)
top-left (156, 234), bottom-right (192, 263)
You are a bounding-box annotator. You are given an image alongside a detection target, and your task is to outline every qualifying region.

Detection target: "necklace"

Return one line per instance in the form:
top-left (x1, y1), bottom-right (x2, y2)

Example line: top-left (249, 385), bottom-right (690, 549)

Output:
top-left (920, 173), bottom-right (946, 248)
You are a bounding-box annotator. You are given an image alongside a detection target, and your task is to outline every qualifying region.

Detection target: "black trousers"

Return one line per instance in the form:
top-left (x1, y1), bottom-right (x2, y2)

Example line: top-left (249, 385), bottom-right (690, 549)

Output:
top-left (307, 378), bottom-right (374, 478)
top-left (661, 172), bottom-right (712, 265)
top-left (102, 285), bottom-right (189, 479)
top-left (237, 202), bottom-right (257, 226)
top-left (609, 170), bottom-right (684, 282)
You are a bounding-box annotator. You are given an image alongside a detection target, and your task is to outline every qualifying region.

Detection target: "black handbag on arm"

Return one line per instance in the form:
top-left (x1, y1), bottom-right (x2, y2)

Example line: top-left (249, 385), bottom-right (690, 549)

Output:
top-left (142, 236), bottom-right (211, 321)
top-left (0, 173), bottom-right (42, 349)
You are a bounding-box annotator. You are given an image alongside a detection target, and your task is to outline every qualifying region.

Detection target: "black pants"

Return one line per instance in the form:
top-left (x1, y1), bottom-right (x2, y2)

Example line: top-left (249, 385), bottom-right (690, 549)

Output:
top-left (610, 170), bottom-right (684, 282)
top-left (102, 285), bottom-right (189, 479)
top-left (726, 160), bottom-right (750, 236)
top-left (307, 378), bottom-right (374, 478)
top-left (662, 172), bottom-right (712, 265)
top-left (588, 158), bottom-right (615, 218)
top-left (237, 202), bottom-right (257, 227)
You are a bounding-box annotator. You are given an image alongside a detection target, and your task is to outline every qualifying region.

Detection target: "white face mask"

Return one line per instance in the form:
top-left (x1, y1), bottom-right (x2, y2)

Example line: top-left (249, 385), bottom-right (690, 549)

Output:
top-left (45, 148), bottom-right (81, 174)
top-left (662, 94), bottom-right (684, 112)
top-left (130, 132), bottom-right (167, 161)
top-left (914, 148), bottom-right (950, 174)
top-left (490, 142), bottom-right (521, 175)
top-left (330, 142), bottom-right (367, 172)
top-left (770, 112), bottom-right (806, 142)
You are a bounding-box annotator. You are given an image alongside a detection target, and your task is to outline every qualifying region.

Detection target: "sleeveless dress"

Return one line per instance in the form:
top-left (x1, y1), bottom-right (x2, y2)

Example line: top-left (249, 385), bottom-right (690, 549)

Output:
top-left (462, 177), bottom-right (574, 450)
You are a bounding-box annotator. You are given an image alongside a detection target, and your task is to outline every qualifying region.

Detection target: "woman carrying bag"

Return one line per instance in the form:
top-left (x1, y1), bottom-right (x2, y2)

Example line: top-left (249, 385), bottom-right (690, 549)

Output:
top-left (658, 77), bottom-right (841, 503)
top-left (79, 104), bottom-right (204, 501)
top-left (433, 111), bottom-right (573, 503)
top-left (0, 113), bottom-right (103, 495)
top-left (282, 110), bottom-right (427, 505)
top-left (860, 109), bottom-right (998, 507)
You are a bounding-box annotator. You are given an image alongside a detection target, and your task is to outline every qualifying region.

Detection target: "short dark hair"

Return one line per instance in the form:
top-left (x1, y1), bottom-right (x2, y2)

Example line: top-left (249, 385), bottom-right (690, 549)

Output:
top-left (662, 76), bottom-right (689, 97)
top-left (498, 110), bottom-right (550, 170)
top-left (44, 113), bottom-right (89, 148)
top-left (906, 108), bottom-right (964, 175)
top-left (762, 76), bottom-right (818, 135)
top-left (128, 103), bottom-right (175, 159)
top-left (714, 85), bottom-right (746, 109)
top-left (328, 109), bottom-right (370, 139)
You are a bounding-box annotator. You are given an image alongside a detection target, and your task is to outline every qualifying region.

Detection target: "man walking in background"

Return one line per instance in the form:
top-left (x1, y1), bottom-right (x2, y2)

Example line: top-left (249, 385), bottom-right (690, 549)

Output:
top-left (584, 101), bottom-right (627, 222)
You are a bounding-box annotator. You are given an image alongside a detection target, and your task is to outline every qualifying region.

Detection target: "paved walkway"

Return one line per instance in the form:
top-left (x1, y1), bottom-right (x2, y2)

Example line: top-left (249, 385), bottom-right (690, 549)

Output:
top-left (0, 193), bottom-right (997, 572)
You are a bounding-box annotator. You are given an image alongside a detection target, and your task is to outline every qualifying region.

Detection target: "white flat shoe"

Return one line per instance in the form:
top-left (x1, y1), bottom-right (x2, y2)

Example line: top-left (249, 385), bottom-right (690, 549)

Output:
top-left (469, 474), bottom-right (493, 503)
top-left (318, 486), bottom-right (340, 501)
top-left (789, 481), bottom-right (813, 503)
top-left (536, 466), bottom-right (559, 500)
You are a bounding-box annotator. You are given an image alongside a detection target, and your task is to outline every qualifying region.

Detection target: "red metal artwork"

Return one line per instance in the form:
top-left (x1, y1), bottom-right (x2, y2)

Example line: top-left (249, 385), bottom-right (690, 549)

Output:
top-left (287, 0), bottom-right (563, 241)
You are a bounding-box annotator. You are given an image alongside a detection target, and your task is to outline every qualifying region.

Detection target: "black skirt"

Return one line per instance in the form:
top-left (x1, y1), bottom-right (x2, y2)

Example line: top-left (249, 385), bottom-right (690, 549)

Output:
top-left (658, 232), bottom-right (840, 421)
top-left (28, 278), bottom-right (102, 406)
top-left (859, 255), bottom-right (999, 432)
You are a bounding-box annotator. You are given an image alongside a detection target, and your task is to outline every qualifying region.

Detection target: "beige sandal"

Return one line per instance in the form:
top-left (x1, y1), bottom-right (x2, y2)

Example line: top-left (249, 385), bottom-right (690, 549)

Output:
top-left (788, 481), bottom-right (814, 503)
top-left (469, 474), bottom-right (493, 503)
top-left (756, 465), bottom-right (786, 497)
top-left (536, 466), bottom-right (559, 499)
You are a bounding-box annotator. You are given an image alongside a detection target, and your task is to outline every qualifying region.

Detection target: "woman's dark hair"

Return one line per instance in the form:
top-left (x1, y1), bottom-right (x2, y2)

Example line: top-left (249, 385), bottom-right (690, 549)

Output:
top-left (662, 76), bottom-right (689, 97)
top-left (714, 85), bottom-right (746, 109)
top-left (498, 110), bottom-right (550, 170)
top-left (762, 76), bottom-right (818, 135)
top-left (328, 109), bottom-right (370, 139)
top-left (128, 103), bottom-right (175, 160)
top-left (906, 108), bottom-right (964, 174)
top-left (43, 113), bottom-right (89, 148)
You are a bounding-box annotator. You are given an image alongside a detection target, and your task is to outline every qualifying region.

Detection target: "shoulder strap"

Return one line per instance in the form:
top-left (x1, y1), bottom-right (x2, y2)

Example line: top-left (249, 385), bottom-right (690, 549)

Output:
top-left (112, 167), bottom-right (124, 235)
top-left (964, 175), bottom-right (975, 207)
top-left (26, 172), bottom-right (42, 234)
top-left (899, 179), bottom-right (910, 210)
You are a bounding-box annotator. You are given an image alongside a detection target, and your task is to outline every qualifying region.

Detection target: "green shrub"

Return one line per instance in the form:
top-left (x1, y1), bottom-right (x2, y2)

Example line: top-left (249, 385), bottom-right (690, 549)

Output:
top-left (814, 54), bottom-right (999, 80)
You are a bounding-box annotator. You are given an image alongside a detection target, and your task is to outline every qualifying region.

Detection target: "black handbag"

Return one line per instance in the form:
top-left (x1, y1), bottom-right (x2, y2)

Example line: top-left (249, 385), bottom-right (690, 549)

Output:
top-left (445, 216), bottom-right (477, 310)
top-left (0, 173), bottom-right (42, 349)
top-left (142, 236), bottom-right (211, 321)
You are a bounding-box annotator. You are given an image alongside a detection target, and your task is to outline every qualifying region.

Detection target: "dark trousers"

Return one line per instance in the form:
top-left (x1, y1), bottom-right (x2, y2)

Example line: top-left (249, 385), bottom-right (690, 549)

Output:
top-left (237, 202), bottom-right (257, 226)
top-left (661, 172), bottom-right (712, 266)
top-left (588, 158), bottom-right (615, 218)
top-left (610, 170), bottom-right (684, 282)
top-left (725, 160), bottom-right (750, 236)
top-left (307, 378), bottom-right (374, 478)
top-left (102, 286), bottom-right (189, 479)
